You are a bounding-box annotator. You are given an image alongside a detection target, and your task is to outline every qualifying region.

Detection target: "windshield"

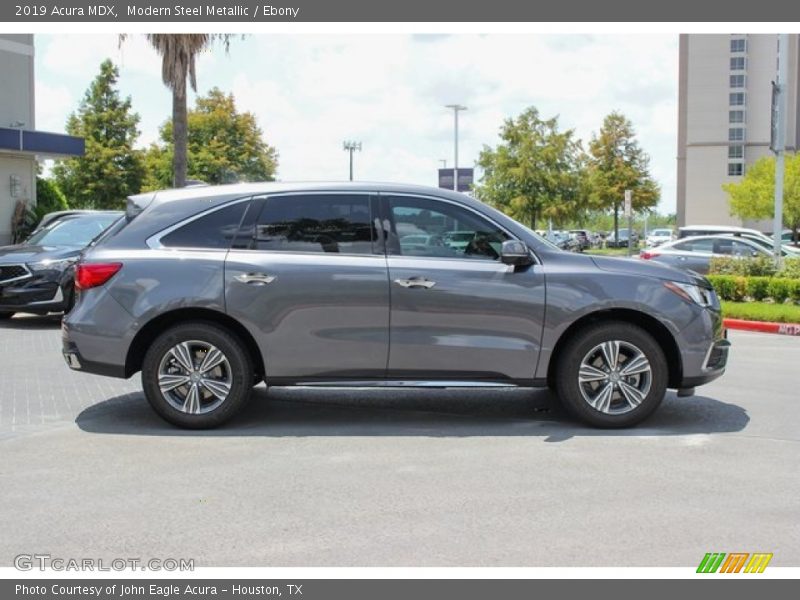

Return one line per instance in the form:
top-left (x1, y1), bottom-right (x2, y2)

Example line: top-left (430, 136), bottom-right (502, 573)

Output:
top-left (25, 214), bottom-right (120, 247)
top-left (652, 229), bottom-right (672, 236)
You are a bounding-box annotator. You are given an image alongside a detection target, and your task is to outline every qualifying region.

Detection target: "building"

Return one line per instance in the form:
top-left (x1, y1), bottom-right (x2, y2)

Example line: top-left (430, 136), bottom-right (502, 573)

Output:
top-left (0, 34), bottom-right (83, 245)
top-left (677, 34), bottom-right (800, 230)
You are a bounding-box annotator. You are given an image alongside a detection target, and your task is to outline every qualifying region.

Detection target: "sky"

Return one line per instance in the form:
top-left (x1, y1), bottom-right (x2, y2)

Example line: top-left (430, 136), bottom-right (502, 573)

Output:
top-left (35, 33), bottom-right (680, 213)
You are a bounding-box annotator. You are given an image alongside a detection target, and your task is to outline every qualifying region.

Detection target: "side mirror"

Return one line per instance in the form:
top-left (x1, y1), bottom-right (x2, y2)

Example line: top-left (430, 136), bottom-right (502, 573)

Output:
top-left (501, 240), bottom-right (534, 267)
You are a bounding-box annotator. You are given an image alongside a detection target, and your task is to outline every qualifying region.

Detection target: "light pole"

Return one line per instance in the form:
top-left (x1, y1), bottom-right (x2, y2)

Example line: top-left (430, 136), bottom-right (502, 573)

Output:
top-left (342, 140), bottom-right (361, 181)
top-left (772, 34), bottom-right (789, 262)
top-left (445, 104), bottom-right (467, 191)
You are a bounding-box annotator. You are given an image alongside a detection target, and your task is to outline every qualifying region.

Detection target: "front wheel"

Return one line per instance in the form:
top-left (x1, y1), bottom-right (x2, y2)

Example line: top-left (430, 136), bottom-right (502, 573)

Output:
top-left (142, 322), bottom-right (254, 429)
top-left (554, 322), bottom-right (667, 428)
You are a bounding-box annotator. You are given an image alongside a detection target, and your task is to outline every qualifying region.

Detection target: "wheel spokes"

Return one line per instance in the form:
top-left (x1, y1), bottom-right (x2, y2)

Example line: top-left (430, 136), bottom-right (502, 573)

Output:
top-left (170, 342), bottom-right (196, 373)
top-left (579, 363), bottom-right (608, 383)
top-left (199, 378), bottom-right (231, 400)
top-left (620, 352), bottom-right (651, 377)
top-left (599, 341), bottom-right (620, 370)
top-left (183, 384), bottom-right (201, 414)
top-left (158, 373), bottom-right (190, 393)
top-left (199, 348), bottom-right (226, 374)
top-left (588, 382), bottom-right (614, 413)
top-left (618, 379), bottom-right (645, 408)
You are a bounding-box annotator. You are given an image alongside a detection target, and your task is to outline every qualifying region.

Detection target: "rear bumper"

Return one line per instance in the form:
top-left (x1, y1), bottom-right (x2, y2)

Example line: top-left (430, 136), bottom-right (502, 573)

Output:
top-left (62, 337), bottom-right (127, 378)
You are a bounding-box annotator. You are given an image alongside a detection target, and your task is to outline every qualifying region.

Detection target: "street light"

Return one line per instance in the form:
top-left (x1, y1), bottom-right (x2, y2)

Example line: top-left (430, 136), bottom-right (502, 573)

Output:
top-left (445, 104), bottom-right (467, 191)
top-left (342, 140), bottom-right (362, 181)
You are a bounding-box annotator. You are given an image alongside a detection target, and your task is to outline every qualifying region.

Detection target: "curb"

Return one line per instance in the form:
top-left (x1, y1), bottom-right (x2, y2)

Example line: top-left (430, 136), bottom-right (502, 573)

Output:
top-left (724, 318), bottom-right (800, 336)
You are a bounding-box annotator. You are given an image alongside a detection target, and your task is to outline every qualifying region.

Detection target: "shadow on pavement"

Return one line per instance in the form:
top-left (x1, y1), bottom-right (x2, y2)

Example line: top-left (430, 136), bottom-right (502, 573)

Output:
top-left (0, 313), bottom-right (62, 330)
top-left (75, 386), bottom-right (750, 441)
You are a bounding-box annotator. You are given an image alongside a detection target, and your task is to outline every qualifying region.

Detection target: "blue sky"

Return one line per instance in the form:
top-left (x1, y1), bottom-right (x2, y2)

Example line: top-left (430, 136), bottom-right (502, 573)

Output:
top-left (35, 33), bottom-right (679, 213)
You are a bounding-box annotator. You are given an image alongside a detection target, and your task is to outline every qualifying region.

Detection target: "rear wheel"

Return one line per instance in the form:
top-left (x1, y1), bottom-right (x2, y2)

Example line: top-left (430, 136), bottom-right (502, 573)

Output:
top-left (554, 322), bottom-right (667, 428)
top-left (142, 322), bottom-right (254, 429)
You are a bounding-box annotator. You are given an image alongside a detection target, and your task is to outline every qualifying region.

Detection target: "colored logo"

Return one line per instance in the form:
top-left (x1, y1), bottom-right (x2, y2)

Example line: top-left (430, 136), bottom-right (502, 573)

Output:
top-left (697, 552), bottom-right (773, 573)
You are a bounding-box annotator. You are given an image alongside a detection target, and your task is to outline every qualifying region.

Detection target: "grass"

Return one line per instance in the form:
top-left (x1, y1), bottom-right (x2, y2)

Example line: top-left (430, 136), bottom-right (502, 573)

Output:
top-left (585, 247), bottom-right (635, 257)
top-left (721, 301), bottom-right (800, 323)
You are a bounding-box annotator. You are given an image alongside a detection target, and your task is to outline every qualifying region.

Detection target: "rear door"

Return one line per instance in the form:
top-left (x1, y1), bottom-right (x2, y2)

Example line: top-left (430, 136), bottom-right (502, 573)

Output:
top-left (224, 192), bottom-right (390, 381)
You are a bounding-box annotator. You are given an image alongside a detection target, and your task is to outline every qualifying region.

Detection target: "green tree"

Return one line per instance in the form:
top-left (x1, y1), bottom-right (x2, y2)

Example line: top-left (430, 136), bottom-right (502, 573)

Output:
top-left (474, 107), bottom-right (584, 229)
top-left (586, 112), bottom-right (659, 241)
top-left (120, 34), bottom-right (234, 188)
top-left (143, 88), bottom-right (278, 190)
top-left (53, 60), bottom-right (144, 209)
top-left (723, 152), bottom-right (800, 242)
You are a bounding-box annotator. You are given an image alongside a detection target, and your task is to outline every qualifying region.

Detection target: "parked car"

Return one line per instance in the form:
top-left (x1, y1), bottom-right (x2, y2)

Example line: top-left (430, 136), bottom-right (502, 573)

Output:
top-left (606, 228), bottom-right (640, 248)
top-left (0, 211), bottom-right (123, 319)
top-left (677, 225), bottom-right (764, 239)
top-left (645, 228), bottom-right (675, 247)
top-left (63, 182), bottom-right (729, 429)
top-left (639, 234), bottom-right (792, 274)
top-left (569, 230), bottom-right (591, 251)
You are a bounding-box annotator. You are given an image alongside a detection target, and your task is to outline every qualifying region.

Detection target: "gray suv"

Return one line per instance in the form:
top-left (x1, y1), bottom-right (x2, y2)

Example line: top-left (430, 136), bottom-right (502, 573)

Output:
top-left (62, 182), bottom-right (729, 429)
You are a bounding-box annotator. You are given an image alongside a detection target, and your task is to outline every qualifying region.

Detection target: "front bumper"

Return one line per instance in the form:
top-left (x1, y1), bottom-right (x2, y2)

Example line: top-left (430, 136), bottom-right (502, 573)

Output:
top-left (681, 336), bottom-right (730, 387)
top-left (0, 275), bottom-right (69, 314)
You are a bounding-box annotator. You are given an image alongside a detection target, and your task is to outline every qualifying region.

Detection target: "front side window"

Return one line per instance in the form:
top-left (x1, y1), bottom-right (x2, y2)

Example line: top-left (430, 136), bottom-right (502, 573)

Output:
top-left (254, 194), bottom-right (375, 254)
top-left (386, 196), bottom-right (510, 261)
top-left (161, 201), bottom-right (248, 249)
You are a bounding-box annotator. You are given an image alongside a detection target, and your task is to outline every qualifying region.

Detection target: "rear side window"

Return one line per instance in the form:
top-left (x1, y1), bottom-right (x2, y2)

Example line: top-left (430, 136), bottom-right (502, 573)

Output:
top-left (253, 194), bottom-right (375, 254)
top-left (161, 201), bottom-right (248, 249)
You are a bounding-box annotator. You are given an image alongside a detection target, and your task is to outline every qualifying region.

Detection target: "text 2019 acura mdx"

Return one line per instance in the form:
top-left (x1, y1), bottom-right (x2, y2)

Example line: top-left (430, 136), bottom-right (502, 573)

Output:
top-left (62, 182), bottom-right (729, 428)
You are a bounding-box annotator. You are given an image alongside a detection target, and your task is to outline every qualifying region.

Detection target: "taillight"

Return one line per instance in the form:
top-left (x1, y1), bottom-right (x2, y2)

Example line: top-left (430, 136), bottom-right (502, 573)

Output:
top-left (640, 251), bottom-right (660, 260)
top-left (75, 262), bottom-right (122, 290)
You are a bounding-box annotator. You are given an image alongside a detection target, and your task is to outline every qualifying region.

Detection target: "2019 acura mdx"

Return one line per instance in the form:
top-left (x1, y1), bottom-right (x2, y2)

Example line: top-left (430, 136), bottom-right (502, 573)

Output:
top-left (62, 182), bottom-right (729, 428)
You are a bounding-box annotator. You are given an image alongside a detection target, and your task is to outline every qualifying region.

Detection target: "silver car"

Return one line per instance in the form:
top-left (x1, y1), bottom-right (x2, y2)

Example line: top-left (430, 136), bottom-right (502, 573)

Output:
top-left (63, 182), bottom-right (729, 429)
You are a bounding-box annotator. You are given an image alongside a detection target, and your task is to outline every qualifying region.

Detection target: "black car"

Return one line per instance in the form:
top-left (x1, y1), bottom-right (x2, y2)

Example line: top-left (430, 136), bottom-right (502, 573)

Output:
top-left (0, 211), bottom-right (122, 319)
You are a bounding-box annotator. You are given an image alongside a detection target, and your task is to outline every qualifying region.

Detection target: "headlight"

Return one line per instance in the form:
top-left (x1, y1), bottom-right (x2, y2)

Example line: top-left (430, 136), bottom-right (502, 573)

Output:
top-left (27, 258), bottom-right (77, 272)
top-left (664, 281), bottom-right (717, 308)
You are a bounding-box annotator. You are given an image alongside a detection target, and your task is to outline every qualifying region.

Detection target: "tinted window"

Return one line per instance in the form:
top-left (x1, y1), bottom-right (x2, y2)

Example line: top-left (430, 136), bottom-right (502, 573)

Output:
top-left (161, 201), bottom-right (248, 249)
top-left (387, 196), bottom-right (510, 261)
top-left (674, 239), bottom-right (714, 253)
top-left (254, 194), bottom-right (374, 254)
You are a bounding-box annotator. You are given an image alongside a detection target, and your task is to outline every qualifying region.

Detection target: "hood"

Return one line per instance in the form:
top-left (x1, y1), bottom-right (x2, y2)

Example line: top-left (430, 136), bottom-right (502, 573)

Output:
top-left (0, 244), bottom-right (82, 264)
top-left (590, 255), bottom-right (710, 288)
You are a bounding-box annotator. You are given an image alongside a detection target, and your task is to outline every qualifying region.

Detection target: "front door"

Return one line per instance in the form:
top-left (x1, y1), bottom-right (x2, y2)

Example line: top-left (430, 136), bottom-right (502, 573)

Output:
top-left (225, 192), bottom-right (390, 380)
top-left (382, 194), bottom-right (545, 382)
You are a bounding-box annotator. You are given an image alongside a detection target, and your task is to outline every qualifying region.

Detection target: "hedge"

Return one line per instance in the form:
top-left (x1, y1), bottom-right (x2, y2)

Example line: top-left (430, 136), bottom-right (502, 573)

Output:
top-left (706, 275), bottom-right (800, 303)
top-left (709, 255), bottom-right (800, 278)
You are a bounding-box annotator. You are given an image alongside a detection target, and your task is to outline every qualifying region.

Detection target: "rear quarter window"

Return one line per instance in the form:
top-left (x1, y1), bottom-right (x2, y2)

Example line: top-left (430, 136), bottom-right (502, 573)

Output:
top-left (160, 201), bottom-right (249, 249)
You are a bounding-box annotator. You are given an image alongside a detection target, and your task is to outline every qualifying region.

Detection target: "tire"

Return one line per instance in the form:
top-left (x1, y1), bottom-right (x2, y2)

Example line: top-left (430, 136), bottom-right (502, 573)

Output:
top-left (0, 312), bottom-right (13, 320)
top-left (554, 321), bottom-right (667, 428)
top-left (141, 322), bottom-right (254, 429)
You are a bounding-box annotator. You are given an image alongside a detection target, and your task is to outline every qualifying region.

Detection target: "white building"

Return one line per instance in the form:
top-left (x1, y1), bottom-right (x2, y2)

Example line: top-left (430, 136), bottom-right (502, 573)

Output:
top-left (676, 34), bottom-right (800, 230)
top-left (0, 34), bottom-right (83, 244)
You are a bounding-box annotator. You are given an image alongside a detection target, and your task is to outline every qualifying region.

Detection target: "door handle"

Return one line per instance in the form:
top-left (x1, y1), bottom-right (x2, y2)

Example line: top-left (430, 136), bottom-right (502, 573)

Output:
top-left (394, 277), bottom-right (436, 289)
top-left (234, 273), bottom-right (276, 285)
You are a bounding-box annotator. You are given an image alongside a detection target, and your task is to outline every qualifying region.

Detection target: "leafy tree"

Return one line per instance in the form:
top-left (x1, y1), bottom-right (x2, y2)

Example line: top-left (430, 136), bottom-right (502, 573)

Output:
top-left (143, 88), bottom-right (279, 190)
top-left (120, 34), bottom-right (234, 188)
top-left (11, 178), bottom-right (70, 243)
top-left (474, 107), bottom-right (584, 229)
top-left (53, 60), bottom-right (144, 209)
top-left (723, 152), bottom-right (800, 243)
top-left (586, 112), bottom-right (659, 241)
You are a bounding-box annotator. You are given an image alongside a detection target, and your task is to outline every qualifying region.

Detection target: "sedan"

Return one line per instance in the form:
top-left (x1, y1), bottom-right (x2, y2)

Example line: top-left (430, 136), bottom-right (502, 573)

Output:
top-left (639, 234), bottom-right (790, 274)
top-left (0, 211), bottom-right (122, 319)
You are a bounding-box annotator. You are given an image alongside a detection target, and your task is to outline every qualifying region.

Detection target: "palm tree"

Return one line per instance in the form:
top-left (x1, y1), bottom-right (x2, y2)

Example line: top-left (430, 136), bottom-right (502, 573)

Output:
top-left (119, 34), bottom-right (232, 187)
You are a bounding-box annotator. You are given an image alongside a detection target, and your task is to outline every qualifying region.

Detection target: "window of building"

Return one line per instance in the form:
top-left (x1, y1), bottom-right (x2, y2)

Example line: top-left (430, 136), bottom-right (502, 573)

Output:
top-left (730, 39), bottom-right (746, 53)
top-left (728, 163), bottom-right (744, 176)
top-left (386, 196), bottom-right (510, 261)
top-left (729, 127), bottom-right (745, 141)
top-left (729, 110), bottom-right (745, 124)
top-left (161, 201), bottom-right (249, 249)
top-left (730, 74), bottom-right (745, 88)
top-left (730, 92), bottom-right (745, 106)
top-left (728, 145), bottom-right (744, 159)
top-left (730, 57), bottom-right (746, 71)
top-left (254, 194), bottom-right (375, 254)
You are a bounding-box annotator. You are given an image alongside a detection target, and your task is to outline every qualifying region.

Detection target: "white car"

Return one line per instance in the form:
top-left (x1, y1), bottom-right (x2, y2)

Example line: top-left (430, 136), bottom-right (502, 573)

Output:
top-left (646, 228), bottom-right (675, 247)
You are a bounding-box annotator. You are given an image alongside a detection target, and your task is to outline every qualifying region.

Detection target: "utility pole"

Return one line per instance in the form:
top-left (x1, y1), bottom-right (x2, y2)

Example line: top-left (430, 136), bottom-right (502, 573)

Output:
top-left (445, 104), bottom-right (467, 191)
top-left (771, 34), bottom-right (789, 262)
top-left (342, 140), bottom-right (361, 181)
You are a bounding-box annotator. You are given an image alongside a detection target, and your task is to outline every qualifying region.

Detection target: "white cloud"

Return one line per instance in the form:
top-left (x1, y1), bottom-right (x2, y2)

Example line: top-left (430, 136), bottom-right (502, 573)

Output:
top-left (35, 33), bottom-right (680, 212)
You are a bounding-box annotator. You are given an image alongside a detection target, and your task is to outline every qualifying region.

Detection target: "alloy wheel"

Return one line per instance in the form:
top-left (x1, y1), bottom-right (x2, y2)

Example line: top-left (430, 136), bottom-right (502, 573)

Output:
top-left (157, 340), bottom-right (233, 414)
top-left (577, 340), bottom-right (652, 415)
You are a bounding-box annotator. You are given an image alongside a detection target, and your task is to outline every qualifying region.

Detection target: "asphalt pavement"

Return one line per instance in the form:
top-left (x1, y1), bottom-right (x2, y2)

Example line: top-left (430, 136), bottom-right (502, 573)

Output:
top-left (0, 314), bottom-right (797, 567)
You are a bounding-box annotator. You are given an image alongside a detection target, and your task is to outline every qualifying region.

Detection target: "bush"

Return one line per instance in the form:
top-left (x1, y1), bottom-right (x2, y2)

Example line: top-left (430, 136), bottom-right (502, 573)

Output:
top-left (747, 277), bottom-right (770, 301)
top-left (707, 274), bottom-right (800, 303)
top-left (778, 257), bottom-right (800, 279)
top-left (708, 255), bottom-right (778, 277)
top-left (767, 279), bottom-right (791, 303)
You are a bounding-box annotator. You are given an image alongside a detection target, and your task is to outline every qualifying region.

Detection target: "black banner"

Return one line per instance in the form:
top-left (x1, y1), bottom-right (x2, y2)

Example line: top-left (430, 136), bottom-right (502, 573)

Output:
top-left (2, 0), bottom-right (800, 22)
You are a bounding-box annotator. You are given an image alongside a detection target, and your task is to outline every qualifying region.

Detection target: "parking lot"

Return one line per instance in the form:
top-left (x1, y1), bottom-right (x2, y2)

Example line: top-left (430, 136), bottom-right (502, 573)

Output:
top-left (1, 313), bottom-right (798, 567)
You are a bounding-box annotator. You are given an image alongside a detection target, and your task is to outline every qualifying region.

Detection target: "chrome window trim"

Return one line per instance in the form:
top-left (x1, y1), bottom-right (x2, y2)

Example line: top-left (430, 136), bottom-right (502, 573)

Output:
top-left (380, 191), bottom-right (541, 266)
top-left (0, 263), bottom-right (33, 285)
top-left (146, 196), bottom-right (256, 250)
